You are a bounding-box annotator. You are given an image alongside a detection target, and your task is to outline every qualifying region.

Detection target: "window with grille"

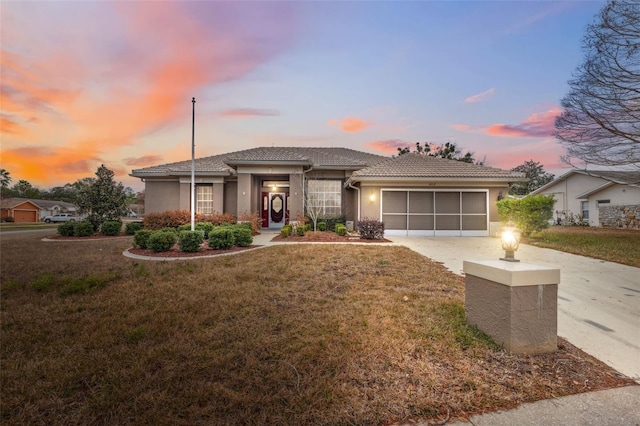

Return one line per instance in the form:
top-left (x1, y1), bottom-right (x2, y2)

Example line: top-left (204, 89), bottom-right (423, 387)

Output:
top-left (196, 185), bottom-right (214, 214)
top-left (580, 201), bottom-right (589, 219)
top-left (307, 180), bottom-right (342, 216)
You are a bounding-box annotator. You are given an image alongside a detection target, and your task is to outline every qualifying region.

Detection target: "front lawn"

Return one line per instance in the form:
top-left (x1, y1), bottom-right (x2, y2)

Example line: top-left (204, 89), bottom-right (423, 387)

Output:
top-left (0, 233), bottom-right (633, 425)
top-left (527, 227), bottom-right (640, 268)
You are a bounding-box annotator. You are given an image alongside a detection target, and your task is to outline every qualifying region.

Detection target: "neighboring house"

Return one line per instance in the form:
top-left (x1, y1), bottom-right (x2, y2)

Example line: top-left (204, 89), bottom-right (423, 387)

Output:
top-left (0, 198), bottom-right (77, 222)
top-left (130, 147), bottom-right (526, 236)
top-left (531, 170), bottom-right (640, 228)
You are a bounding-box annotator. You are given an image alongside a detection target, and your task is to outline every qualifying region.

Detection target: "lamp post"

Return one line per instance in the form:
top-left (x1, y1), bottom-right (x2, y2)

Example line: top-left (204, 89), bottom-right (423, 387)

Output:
top-left (191, 97), bottom-right (196, 232)
top-left (500, 221), bottom-right (521, 262)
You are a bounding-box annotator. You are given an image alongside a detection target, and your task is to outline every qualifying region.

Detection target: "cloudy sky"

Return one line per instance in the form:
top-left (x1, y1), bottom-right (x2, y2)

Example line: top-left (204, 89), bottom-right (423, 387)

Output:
top-left (1, 1), bottom-right (604, 191)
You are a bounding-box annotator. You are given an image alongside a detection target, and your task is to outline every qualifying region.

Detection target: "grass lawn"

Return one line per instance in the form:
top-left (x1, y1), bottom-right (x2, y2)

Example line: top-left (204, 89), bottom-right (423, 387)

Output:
top-left (1, 233), bottom-right (634, 425)
top-left (527, 227), bottom-right (640, 268)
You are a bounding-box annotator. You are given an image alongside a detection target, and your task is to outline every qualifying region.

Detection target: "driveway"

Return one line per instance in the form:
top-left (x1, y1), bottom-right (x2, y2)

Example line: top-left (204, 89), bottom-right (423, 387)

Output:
top-left (389, 236), bottom-right (640, 381)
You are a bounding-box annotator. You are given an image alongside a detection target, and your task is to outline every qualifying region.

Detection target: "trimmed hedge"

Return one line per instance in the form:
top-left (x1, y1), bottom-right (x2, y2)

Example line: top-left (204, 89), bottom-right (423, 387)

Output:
top-left (280, 225), bottom-right (292, 238)
top-left (133, 229), bottom-right (154, 249)
top-left (296, 226), bottom-right (305, 236)
top-left (125, 221), bottom-right (143, 235)
top-left (335, 224), bottom-right (347, 236)
top-left (358, 219), bottom-right (385, 240)
top-left (74, 221), bottom-right (95, 237)
top-left (101, 221), bottom-right (122, 236)
top-left (497, 195), bottom-right (555, 237)
top-left (209, 228), bottom-right (235, 250)
top-left (230, 225), bottom-right (253, 247)
top-left (148, 231), bottom-right (177, 252)
top-left (57, 221), bottom-right (75, 236)
top-left (318, 222), bottom-right (327, 231)
top-left (178, 230), bottom-right (204, 252)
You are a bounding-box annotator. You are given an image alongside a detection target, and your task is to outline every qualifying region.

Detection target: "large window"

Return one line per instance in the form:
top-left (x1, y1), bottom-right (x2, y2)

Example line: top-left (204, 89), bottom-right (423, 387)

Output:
top-left (196, 185), bottom-right (214, 214)
top-left (307, 179), bottom-right (342, 216)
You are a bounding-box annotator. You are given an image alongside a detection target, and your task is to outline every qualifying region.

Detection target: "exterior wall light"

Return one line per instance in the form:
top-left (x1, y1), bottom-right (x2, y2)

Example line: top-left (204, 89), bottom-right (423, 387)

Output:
top-left (369, 192), bottom-right (376, 202)
top-left (500, 221), bottom-right (521, 262)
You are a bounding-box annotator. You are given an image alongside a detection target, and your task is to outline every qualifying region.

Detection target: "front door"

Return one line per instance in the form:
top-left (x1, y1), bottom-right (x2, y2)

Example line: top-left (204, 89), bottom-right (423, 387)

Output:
top-left (269, 193), bottom-right (286, 228)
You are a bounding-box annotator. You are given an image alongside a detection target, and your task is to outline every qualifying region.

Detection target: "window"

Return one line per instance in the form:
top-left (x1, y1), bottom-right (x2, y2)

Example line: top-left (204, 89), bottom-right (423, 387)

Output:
top-left (597, 199), bottom-right (610, 206)
top-left (580, 201), bottom-right (589, 219)
top-left (196, 185), bottom-right (214, 214)
top-left (307, 179), bottom-right (342, 216)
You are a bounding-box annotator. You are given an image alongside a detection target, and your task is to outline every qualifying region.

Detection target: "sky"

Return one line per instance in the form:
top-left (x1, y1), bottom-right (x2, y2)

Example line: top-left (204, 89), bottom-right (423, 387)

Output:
top-left (1, 0), bottom-right (605, 192)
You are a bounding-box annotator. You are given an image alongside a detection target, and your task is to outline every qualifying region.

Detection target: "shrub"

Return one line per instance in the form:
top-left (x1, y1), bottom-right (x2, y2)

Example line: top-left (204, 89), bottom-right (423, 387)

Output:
top-left (3, 217), bottom-right (15, 223)
top-left (178, 230), bottom-right (204, 252)
top-left (231, 225), bottom-right (253, 247)
top-left (199, 212), bottom-right (237, 226)
top-left (280, 225), bottom-right (292, 238)
top-left (318, 216), bottom-right (345, 232)
top-left (304, 224), bottom-right (311, 232)
top-left (73, 221), bottom-right (95, 237)
top-left (125, 221), bottom-right (143, 235)
top-left (296, 226), bottom-right (305, 237)
top-left (101, 220), bottom-right (122, 236)
top-left (160, 227), bottom-right (179, 235)
top-left (358, 219), bottom-right (385, 239)
top-left (237, 211), bottom-right (262, 234)
top-left (336, 224), bottom-right (347, 236)
top-left (133, 229), bottom-right (154, 249)
top-left (147, 231), bottom-right (177, 252)
top-left (143, 210), bottom-right (191, 230)
top-left (57, 221), bottom-right (76, 236)
top-left (196, 222), bottom-right (215, 239)
top-left (208, 227), bottom-right (236, 250)
top-left (497, 195), bottom-right (555, 237)
top-left (318, 222), bottom-right (327, 231)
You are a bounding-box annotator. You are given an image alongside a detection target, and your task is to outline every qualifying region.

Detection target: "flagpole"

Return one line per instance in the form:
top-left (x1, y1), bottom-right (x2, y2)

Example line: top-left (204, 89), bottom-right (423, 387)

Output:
top-left (191, 97), bottom-right (196, 231)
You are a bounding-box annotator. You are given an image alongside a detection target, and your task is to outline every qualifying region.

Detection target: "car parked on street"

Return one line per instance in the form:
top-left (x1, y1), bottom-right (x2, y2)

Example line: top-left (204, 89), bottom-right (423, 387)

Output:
top-left (43, 213), bottom-right (77, 223)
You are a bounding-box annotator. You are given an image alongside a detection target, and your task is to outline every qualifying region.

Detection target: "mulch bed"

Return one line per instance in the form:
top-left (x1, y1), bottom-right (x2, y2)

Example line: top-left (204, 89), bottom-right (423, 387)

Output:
top-left (271, 233), bottom-right (391, 243)
top-left (45, 234), bottom-right (132, 241)
top-left (128, 245), bottom-right (261, 258)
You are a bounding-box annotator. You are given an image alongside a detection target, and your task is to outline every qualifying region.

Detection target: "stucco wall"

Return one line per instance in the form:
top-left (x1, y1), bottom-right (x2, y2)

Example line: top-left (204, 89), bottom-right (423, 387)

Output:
top-left (145, 180), bottom-right (181, 213)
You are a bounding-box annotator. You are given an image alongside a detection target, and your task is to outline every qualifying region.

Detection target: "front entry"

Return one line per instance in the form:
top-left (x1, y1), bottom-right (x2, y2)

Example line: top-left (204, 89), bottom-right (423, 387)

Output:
top-left (268, 192), bottom-right (286, 228)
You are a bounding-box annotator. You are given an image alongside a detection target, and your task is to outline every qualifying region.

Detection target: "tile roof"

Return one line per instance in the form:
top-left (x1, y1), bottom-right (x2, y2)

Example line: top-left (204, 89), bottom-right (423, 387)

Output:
top-left (350, 153), bottom-right (526, 180)
top-left (131, 147), bottom-right (389, 176)
top-left (531, 169), bottom-right (640, 194)
top-left (0, 198), bottom-right (76, 209)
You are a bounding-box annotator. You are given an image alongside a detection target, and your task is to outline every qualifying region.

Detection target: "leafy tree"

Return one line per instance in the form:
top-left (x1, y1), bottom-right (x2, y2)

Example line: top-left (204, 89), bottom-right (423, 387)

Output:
top-left (12, 180), bottom-right (43, 199)
top-left (497, 195), bottom-right (556, 237)
top-left (75, 165), bottom-right (129, 229)
top-left (555, 0), bottom-right (640, 169)
top-left (509, 160), bottom-right (555, 196)
top-left (398, 141), bottom-right (484, 164)
top-left (0, 169), bottom-right (12, 193)
top-left (43, 183), bottom-right (78, 203)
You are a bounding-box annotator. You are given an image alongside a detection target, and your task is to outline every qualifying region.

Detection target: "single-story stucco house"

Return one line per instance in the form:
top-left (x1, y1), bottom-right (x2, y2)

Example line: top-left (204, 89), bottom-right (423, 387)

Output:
top-left (130, 147), bottom-right (526, 236)
top-left (0, 198), bottom-right (77, 222)
top-left (531, 170), bottom-right (640, 228)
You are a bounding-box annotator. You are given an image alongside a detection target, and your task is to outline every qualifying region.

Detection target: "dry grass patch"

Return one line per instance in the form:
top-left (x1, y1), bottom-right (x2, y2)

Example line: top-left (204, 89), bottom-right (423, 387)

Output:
top-left (1, 234), bottom-right (634, 425)
top-left (527, 227), bottom-right (640, 268)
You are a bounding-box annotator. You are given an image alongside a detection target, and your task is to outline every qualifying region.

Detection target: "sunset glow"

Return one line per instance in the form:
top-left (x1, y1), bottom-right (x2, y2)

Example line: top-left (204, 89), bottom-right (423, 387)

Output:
top-left (0, 2), bottom-right (603, 190)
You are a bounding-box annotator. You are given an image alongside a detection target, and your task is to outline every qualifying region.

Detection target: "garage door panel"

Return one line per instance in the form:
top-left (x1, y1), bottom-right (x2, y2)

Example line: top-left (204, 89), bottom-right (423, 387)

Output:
top-left (409, 215), bottom-right (434, 230)
top-left (382, 214), bottom-right (407, 230)
top-left (383, 192), bottom-right (407, 213)
top-left (435, 215), bottom-right (460, 230)
top-left (409, 192), bottom-right (433, 213)
top-left (435, 192), bottom-right (460, 213)
top-left (462, 192), bottom-right (486, 214)
top-left (462, 215), bottom-right (487, 230)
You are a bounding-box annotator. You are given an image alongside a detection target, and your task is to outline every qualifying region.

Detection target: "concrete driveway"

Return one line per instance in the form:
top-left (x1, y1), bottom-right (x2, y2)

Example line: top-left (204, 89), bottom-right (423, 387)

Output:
top-left (389, 236), bottom-right (640, 381)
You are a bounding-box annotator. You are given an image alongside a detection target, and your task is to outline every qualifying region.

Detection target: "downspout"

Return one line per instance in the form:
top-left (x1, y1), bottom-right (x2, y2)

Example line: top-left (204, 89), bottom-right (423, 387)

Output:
top-left (346, 179), bottom-right (361, 222)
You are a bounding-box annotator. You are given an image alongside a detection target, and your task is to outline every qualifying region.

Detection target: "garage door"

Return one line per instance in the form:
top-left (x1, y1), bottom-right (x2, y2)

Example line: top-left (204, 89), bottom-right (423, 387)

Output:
top-left (382, 190), bottom-right (488, 236)
top-left (14, 210), bottom-right (38, 223)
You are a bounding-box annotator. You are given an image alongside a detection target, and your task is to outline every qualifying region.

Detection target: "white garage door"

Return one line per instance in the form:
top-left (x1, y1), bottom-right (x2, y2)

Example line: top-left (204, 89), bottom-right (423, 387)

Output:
top-left (382, 190), bottom-right (489, 236)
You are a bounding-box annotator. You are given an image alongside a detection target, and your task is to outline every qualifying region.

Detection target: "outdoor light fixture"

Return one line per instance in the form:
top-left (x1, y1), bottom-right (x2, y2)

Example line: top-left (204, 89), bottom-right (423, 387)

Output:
top-left (500, 221), bottom-right (521, 262)
top-left (369, 192), bottom-right (376, 202)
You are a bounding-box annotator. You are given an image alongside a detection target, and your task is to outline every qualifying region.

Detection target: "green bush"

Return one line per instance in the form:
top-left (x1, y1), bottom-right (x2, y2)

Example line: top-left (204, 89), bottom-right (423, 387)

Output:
top-left (318, 222), bottom-right (327, 231)
top-left (208, 227), bottom-right (235, 250)
top-left (296, 226), bottom-right (305, 237)
top-left (3, 217), bottom-right (15, 223)
top-left (231, 225), bottom-right (253, 247)
top-left (336, 224), bottom-right (347, 236)
top-left (57, 221), bottom-right (76, 236)
top-left (160, 227), bottom-right (179, 235)
top-left (133, 229), bottom-right (154, 249)
top-left (178, 230), bottom-right (204, 252)
top-left (74, 221), bottom-right (95, 237)
top-left (280, 225), bottom-right (291, 238)
top-left (101, 220), bottom-right (122, 236)
top-left (318, 216), bottom-right (345, 232)
top-left (497, 195), bottom-right (555, 237)
top-left (125, 221), bottom-right (143, 235)
top-left (147, 231), bottom-right (177, 252)
top-left (196, 222), bottom-right (215, 239)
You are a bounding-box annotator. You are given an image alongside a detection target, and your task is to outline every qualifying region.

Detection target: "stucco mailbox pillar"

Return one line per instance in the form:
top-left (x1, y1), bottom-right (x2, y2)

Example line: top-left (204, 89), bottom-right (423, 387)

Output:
top-left (463, 260), bottom-right (560, 354)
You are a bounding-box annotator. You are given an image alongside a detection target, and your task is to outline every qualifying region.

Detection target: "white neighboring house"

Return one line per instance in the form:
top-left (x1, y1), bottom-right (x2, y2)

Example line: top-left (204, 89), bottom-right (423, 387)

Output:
top-left (531, 170), bottom-right (640, 228)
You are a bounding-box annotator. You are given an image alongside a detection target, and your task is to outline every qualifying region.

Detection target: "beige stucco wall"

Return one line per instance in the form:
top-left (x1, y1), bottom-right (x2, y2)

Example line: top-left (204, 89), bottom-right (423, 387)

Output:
top-left (536, 174), bottom-right (610, 223)
top-left (225, 181), bottom-right (237, 216)
top-left (144, 180), bottom-right (181, 213)
top-left (289, 173), bottom-right (304, 220)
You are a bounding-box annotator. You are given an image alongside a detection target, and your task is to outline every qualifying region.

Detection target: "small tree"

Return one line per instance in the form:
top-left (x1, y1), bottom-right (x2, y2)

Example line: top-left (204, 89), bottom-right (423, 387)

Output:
top-left (509, 160), bottom-right (555, 196)
top-left (497, 195), bottom-right (556, 237)
top-left (397, 141), bottom-right (484, 164)
top-left (76, 165), bottom-right (129, 230)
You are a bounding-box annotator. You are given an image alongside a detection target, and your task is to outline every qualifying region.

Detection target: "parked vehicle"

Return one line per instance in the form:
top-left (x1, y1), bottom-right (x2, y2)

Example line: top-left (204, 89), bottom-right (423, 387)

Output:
top-left (43, 213), bottom-right (77, 223)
